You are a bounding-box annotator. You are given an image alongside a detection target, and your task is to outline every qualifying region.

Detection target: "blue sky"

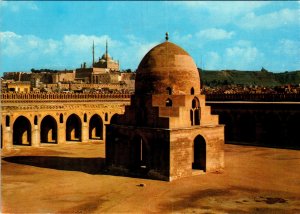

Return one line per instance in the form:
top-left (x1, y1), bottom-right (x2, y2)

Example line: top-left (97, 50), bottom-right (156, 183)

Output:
top-left (0, 1), bottom-right (299, 74)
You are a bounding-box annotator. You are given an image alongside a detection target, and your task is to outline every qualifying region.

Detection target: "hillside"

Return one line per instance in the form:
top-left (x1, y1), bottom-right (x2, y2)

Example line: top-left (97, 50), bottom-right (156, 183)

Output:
top-left (200, 69), bottom-right (300, 87)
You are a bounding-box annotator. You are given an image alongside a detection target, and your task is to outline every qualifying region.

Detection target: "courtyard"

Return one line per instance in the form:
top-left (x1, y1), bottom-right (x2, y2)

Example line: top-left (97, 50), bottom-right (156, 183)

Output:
top-left (1, 142), bottom-right (300, 213)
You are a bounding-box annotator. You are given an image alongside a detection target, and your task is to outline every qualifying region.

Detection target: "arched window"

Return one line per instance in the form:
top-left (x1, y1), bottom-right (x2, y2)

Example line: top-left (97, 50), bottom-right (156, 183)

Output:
top-left (166, 87), bottom-right (172, 95)
top-left (59, 113), bottom-right (63, 123)
top-left (166, 98), bottom-right (172, 107)
top-left (6, 115), bottom-right (10, 127)
top-left (191, 87), bottom-right (195, 95)
top-left (84, 113), bottom-right (87, 123)
top-left (34, 116), bottom-right (38, 125)
top-left (191, 97), bottom-right (201, 126)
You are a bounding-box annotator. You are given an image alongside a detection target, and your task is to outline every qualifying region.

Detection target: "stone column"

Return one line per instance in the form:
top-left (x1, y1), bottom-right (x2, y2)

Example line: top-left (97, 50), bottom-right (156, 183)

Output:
top-left (3, 127), bottom-right (13, 150)
top-left (57, 123), bottom-right (65, 144)
top-left (32, 125), bottom-right (40, 147)
top-left (82, 123), bottom-right (89, 143)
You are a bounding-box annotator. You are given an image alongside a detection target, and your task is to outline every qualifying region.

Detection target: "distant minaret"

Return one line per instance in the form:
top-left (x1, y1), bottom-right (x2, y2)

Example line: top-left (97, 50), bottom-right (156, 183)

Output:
top-left (92, 40), bottom-right (95, 67)
top-left (105, 39), bottom-right (108, 61)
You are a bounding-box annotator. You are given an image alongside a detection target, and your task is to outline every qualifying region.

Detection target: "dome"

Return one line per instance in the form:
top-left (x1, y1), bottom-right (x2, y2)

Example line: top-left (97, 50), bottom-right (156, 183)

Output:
top-left (135, 41), bottom-right (200, 95)
top-left (101, 53), bottom-right (111, 60)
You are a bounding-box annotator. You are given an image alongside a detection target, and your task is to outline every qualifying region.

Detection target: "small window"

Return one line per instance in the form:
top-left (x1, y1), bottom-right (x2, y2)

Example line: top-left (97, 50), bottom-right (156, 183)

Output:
top-left (166, 87), bottom-right (172, 95)
top-left (34, 116), bottom-right (38, 125)
top-left (6, 115), bottom-right (10, 127)
top-left (60, 114), bottom-right (63, 123)
top-left (105, 113), bottom-right (108, 121)
top-left (191, 87), bottom-right (194, 95)
top-left (84, 113), bottom-right (87, 122)
top-left (166, 98), bottom-right (172, 107)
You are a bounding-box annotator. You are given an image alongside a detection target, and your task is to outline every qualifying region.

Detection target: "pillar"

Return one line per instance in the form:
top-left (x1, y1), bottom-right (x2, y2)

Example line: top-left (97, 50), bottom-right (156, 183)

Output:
top-left (32, 125), bottom-right (40, 147)
top-left (82, 122), bottom-right (89, 143)
top-left (57, 123), bottom-right (65, 144)
top-left (2, 127), bottom-right (13, 150)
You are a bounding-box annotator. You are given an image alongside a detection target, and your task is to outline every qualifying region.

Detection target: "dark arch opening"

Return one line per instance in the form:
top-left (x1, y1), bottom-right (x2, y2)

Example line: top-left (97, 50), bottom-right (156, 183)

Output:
top-left (191, 87), bottom-right (195, 95)
top-left (105, 113), bottom-right (108, 122)
top-left (166, 87), bottom-right (172, 95)
top-left (59, 113), bottom-right (63, 123)
top-left (6, 115), bottom-right (10, 127)
top-left (13, 116), bottom-right (32, 146)
top-left (191, 97), bottom-right (201, 125)
top-left (40, 115), bottom-right (58, 144)
top-left (190, 110), bottom-right (194, 126)
top-left (34, 115), bottom-right (38, 125)
top-left (84, 113), bottom-right (87, 123)
top-left (131, 135), bottom-right (149, 171)
top-left (66, 114), bottom-right (82, 142)
top-left (166, 98), bottom-right (172, 107)
top-left (89, 114), bottom-right (103, 140)
top-left (110, 113), bottom-right (119, 124)
top-left (193, 135), bottom-right (206, 171)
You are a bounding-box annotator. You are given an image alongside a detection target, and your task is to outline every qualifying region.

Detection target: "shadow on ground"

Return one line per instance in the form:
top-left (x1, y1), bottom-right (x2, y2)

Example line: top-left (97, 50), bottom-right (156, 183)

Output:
top-left (2, 156), bottom-right (106, 174)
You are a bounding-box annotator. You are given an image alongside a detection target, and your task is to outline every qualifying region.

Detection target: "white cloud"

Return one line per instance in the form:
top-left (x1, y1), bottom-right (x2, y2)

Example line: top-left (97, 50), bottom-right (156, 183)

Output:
top-left (275, 39), bottom-right (300, 56)
top-left (196, 28), bottom-right (235, 41)
top-left (238, 8), bottom-right (300, 29)
top-left (169, 1), bottom-right (270, 24)
top-left (0, 31), bottom-right (159, 71)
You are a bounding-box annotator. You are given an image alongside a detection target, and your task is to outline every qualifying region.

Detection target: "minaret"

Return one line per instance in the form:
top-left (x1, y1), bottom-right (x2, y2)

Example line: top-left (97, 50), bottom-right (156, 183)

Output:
top-left (105, 39), bottom-right (108, 61)
top-left (92, 40), bottom-right (95, 67)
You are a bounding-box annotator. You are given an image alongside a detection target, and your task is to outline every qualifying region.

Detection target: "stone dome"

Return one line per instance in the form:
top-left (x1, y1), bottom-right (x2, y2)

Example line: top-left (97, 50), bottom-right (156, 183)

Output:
top-left (135, 41), bottom-right (200, 95)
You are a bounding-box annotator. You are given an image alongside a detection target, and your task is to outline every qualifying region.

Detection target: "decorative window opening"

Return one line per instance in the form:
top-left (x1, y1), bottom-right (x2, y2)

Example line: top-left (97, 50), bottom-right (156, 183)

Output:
top-left (84, 113), bottom-right (87, 123)
top-left (166, 98), bottom-right (172, 107)
top-left (166, 87), bottom-right (172, 95)
top-left (34, 116), bottom-right (38, 125)
top-left (191, 87), bottom-right (195, 95)
top-left (59, 114), bottom-right (63, 123)
top-left (105, 113), bottom-right (108, 121)
top-left (5, 115), bottom-right (10, 127)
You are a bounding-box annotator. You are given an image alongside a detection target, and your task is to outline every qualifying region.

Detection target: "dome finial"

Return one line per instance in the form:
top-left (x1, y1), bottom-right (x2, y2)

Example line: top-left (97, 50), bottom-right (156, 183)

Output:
top-left (165, 32), bottom-right (169, 41)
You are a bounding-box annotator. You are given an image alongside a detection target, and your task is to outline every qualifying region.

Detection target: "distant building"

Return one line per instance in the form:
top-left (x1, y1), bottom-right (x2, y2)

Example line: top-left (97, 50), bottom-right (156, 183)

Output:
top-left (75, 40), bottom-right (120, 84)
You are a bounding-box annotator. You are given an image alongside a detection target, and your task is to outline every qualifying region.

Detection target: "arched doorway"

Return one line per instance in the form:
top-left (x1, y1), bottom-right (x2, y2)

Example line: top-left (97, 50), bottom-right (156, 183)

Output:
top-left (13, 116), bottom-right (32, 146)
top-left (192, 135), bottom-right (206, 171)
top-left (40, 115), bottom-right (58, 144)
top-left (66, 114), bottom-right (82, 142)
top-left (131, 135), bottom-right (149, 170)
top-left (89, 114), bottom-right (103, 140)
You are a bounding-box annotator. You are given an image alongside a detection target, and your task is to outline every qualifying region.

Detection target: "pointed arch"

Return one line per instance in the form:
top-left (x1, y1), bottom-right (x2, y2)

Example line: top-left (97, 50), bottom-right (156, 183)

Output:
top-left (166, 87), bottom-right (172, 95)
top-left (13, 116), bottom-right (32, 146)
top-left (166, 98), bottom-right (172, 107)
top-left (193, 135), bottom-right (206, 171)
top-left (89, 114), bottom-right (103, 140)
top-left (66, 114), bottom-right (82, 142)
top-left (40, 115), bottom-right (58, 144)
top-left (191, 97), bottom-right (201, 126)
top-left (191, 87), bottom-right (195, 95)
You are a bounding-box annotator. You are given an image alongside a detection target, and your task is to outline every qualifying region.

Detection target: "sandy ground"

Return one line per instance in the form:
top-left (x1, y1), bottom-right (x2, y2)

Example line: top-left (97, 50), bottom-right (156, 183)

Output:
top-left (1, 142), bottom-right (300, 213)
